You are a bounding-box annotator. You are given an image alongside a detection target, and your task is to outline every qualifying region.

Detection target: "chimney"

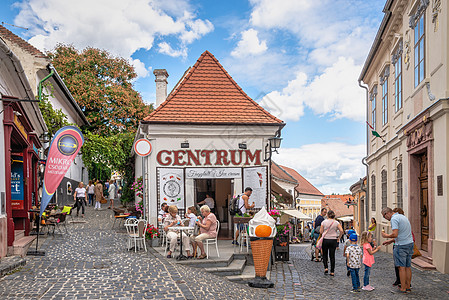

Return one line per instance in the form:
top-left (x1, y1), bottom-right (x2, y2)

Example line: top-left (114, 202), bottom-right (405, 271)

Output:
top-left (153, 69), bottom-right (169, 107)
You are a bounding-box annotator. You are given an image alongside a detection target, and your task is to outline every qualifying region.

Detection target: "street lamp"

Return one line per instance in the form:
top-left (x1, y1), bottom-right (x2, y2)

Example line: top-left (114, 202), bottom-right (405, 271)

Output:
top-left (264, 132), bottom-right (282, 162)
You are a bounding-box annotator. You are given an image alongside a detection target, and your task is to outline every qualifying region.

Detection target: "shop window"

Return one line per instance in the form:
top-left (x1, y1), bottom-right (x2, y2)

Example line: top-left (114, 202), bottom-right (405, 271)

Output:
top-left (397, 163), bottom-right (403, 208)
top-left (414, 13), bottom-right (425, 87)
top-left (371, 175), bottom-right (376, 211)
top-left (381, 170), bottom-right (387, 209)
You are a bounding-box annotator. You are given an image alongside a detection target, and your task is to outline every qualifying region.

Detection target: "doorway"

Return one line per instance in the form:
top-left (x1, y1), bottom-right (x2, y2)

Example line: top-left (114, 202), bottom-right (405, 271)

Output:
top-left (194, 178), bottom-right (232, 239)
top-left (418, 153), bottom-right (429, 251)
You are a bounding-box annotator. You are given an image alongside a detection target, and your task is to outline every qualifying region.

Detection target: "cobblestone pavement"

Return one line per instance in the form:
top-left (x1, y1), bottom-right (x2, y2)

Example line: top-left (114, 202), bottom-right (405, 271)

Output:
top-left (0, 203), bottom-right (268, 300)
top-left (281, 243), bottom-right (449, 300)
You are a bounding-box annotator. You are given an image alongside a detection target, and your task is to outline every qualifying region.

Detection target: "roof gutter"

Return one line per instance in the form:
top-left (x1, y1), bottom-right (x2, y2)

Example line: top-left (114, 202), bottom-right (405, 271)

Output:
top-left (359, 79), bottom-right (369, 231)
top-left (0, 37), bottom-right (46, 132)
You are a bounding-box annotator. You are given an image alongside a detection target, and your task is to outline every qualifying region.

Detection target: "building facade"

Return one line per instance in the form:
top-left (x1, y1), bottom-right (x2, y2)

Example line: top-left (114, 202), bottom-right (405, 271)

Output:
top-left (134, 51), bottom-right (284, 232)
top-left (349, 177), bottom-right (367, 235)
top-left (0, 25), bottom-right (89, 207)
top-left (359, 0), bottom-right (449, 273)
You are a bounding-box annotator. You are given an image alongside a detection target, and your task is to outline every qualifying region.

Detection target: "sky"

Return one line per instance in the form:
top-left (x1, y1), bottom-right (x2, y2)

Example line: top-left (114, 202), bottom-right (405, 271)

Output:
top-left (1, 0), bottom-right (386, 194)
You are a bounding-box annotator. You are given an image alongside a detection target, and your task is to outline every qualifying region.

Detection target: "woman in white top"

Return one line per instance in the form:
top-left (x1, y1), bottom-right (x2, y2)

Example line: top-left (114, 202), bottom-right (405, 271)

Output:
top-left (87, 180), bottom-right (95, 206)
top-left (73, 182), bottom-right (87, 217)
top-left (198, 194), bottom-right (215, 213)
top-left (108, 180), bottom-right (116, 209)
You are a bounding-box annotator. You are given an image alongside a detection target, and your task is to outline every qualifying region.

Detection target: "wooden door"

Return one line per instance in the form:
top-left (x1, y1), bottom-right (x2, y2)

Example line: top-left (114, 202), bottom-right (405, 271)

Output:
top-left (419, 154), bottom-right (429, 251)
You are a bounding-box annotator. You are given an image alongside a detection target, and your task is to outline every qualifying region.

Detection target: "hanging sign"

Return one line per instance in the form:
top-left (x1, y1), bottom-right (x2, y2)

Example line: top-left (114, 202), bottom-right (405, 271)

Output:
top-left (40, 126), bottom-right (84, 216)
top-left (159, 168), bottom-right (184, 209)
top-left (243, 166), bottom-right (268, 208)
top-left (11, 155), bottom-right (24, 210)
top-left (134, 139), bottom-right (152, 157)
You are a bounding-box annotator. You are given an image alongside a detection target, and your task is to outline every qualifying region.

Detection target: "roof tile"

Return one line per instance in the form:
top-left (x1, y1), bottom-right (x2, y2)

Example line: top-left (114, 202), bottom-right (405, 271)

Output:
top-left (144, 50), bottom-right (283, 125)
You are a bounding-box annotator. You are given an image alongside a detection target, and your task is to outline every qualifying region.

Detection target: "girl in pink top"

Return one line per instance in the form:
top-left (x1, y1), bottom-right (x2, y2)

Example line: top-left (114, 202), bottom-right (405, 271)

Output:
top-left (360, 231), bottom-right (381, 291)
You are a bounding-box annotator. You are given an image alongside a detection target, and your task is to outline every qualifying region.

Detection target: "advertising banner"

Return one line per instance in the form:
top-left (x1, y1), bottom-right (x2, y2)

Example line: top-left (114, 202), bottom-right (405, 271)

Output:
top-left (11, 155), bottom-right (24, 210)
top-left (40, 126), bottom-right (84, 216)
top-left (243, 166), bottom-right (268, 208)
top-left (159, 168), bottom-right (184, 209)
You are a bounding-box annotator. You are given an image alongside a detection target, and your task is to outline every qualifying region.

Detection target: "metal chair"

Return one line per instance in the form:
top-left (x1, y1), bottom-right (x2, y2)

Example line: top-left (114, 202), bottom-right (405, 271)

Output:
top-left (125, 218), bottom-right (138, 251)
top-left (205, 220), bottom-right (220, 259)
top-left (128, 219), bottom-right (147, 252)
top-left (239, 223), bottom-right (250, 252)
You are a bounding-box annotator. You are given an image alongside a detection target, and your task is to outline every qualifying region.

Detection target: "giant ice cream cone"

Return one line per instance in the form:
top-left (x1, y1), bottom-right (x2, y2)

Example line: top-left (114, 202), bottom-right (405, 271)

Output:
top-left (247, 207), bottom-right (276, 288)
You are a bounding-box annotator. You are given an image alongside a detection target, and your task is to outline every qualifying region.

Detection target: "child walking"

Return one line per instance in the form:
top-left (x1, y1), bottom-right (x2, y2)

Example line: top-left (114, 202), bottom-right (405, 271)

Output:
top-left (343, 229), bottom-right (356, 277)
top-left (345, 233), bottom-right (363, 293)
top-left (361, 231), bottom-right (381, 291)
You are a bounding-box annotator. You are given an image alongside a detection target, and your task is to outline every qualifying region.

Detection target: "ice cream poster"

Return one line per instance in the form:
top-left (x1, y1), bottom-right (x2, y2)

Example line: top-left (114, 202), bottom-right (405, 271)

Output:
top-left (159, 168), bottom-right (185, 209)
top-left (243, 166), bottom-right (267, 208)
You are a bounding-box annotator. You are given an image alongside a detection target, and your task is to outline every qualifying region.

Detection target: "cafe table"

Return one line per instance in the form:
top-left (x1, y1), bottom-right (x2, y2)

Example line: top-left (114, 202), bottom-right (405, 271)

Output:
top-left (169, 226), bottom-right (194, 260)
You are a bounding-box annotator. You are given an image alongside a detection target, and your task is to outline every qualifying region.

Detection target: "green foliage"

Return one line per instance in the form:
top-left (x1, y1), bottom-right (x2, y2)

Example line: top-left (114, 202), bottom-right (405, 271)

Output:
top-left (38, 82), bottom-right (73, 138)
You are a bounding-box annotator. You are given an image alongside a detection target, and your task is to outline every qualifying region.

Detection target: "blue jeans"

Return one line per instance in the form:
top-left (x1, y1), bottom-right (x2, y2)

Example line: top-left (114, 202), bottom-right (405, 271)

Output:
top-left (363, 264), bottom-right (371, 286)
top-left (88, 193), bottom-right (94, 205)
top-left (349, 268), bottom-right (360, 290)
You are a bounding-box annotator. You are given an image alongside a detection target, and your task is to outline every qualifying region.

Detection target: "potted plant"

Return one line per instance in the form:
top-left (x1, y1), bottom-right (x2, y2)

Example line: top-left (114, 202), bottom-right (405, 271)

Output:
top-left (274, 222), bottom-right (291, 261)
top-left (145, 224), bottom-right (160, 247)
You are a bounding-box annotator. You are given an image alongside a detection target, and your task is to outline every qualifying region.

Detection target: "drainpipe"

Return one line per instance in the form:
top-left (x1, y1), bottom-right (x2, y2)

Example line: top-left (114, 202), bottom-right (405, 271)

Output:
top-left (359, 80), bottom-right (369, 231)
top-left (38, 70), bottom-right (54, 102)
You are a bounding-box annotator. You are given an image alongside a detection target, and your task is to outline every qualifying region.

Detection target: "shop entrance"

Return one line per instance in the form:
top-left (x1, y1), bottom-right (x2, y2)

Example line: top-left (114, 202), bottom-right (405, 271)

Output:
top-left (194, 179), bottom-right (232, 239)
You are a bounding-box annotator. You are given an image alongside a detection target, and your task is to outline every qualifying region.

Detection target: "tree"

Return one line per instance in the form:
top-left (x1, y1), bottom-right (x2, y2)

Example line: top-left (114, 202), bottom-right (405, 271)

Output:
top-left (48, 45), bottom-right (152, 135)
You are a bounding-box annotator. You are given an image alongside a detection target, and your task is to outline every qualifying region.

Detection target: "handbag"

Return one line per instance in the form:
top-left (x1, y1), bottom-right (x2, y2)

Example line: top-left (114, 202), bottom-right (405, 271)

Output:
top-left (316, 221), bottom-right (335, 250)
top-left (412, 244), bottom-right (422, 259)
top-left (100, 196), bottom-right (107, 204)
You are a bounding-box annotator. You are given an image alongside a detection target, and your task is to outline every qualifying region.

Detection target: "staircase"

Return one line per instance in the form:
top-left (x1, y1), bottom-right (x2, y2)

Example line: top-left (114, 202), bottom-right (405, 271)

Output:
top-left (412, 252), bottom-right (436, 270)
top-left (11, 230), bottom-right (36, 258)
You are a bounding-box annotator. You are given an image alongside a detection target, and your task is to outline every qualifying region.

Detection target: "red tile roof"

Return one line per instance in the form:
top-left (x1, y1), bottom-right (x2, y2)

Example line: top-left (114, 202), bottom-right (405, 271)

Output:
top-left (279, 165), bottom-right (324, 197)
top-left (321, 197), bottom-right (353, 218)
top-left (271, 161), bottom-right (297, 184)
top-left (144, 51), bottom-right (284, 125)
top-left (323, 194), bottom-right (354, 202)
top-left (0, 25), bottom-right (46, 58)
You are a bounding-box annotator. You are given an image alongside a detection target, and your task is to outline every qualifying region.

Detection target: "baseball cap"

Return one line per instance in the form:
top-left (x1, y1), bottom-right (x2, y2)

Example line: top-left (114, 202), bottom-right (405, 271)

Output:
top-left (349, 233), bottom-right (358, 241)
top-left (347, 229), bottom-right (356, 236)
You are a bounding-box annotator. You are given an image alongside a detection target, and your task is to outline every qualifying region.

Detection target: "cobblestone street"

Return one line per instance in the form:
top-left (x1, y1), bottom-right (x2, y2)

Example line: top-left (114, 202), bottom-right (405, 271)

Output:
top-left (1, 204), bottom-right (448, 299)
top-left (0, 204), bottom-right (267, 300)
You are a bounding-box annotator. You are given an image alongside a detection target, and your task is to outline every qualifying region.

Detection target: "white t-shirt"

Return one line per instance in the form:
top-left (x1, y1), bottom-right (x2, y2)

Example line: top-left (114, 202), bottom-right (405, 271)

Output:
top-left (108, 184), bottom-right (116, 200)
top-left (204, 197), bottom-right (214, 209)
top-left (187, 213), bottom-right (196, 227)
top-left (87, 184), bottom-right (95, 194)
top-left (75, 187), bottom-right (86, 198)
top-left (238, 195), bottom-right (246, 214)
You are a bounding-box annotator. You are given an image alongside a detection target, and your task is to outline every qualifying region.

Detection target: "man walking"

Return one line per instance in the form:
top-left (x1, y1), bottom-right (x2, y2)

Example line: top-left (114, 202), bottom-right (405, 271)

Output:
top-left (381, 207), bottom-right (414, 293)
top-left (313, 208), bottom-right (327, 261)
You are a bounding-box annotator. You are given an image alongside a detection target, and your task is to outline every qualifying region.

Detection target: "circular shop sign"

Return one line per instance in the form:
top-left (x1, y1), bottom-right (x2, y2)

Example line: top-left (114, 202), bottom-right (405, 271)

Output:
top-left (134, 138), bottom-right (152, 157)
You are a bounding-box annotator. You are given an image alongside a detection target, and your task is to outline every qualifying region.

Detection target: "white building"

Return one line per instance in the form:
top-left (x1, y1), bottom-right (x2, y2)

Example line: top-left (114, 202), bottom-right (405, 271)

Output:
top-left (359, 0), bottom-right (449, 273)
top-left (134, 51), bottom-right (285, 236)
top-left (0, 25), bottom-right (89, 206)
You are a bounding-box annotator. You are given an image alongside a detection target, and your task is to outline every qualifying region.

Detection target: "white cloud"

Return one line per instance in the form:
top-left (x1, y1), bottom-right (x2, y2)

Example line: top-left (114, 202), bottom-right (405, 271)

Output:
top-left (261, 57), bottom-right (366, 122)
top-left (157, 42), bottom-right (187, 58)
top-left (130, 58), bottom-right (151, 78)
top-left (14, 0), bottom-right (213, 70)
top-left (231, 28), bottom-right (267, 58)
top-left (273, 142), bottom-right (366, 194)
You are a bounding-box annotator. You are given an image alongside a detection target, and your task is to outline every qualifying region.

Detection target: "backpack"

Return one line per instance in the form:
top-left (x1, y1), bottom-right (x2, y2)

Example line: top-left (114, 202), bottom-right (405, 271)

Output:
top-left (229, 194), bottom-right (244, 216)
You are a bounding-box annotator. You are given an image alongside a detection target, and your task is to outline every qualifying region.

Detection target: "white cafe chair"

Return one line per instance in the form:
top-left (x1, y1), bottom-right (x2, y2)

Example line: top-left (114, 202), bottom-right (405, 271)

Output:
top-left (205, 220), bottom-right (220, 259)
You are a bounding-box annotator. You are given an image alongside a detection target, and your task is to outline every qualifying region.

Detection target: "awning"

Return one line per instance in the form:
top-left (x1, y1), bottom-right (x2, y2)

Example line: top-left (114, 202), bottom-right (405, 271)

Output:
top-left (271, 180), bottom-right (293, 204)
top-left (281, 209), bottom-right (312, 221)
top-left (337, 216), bottom-right (354, 222)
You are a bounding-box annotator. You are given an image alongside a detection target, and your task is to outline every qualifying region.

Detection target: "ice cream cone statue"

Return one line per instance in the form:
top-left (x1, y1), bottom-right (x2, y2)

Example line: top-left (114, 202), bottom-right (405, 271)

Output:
top-left (247, 206), bottom-right (276, 288)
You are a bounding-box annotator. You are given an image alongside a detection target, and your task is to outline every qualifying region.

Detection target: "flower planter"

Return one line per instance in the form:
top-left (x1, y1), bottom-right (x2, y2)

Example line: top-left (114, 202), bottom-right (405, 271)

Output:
top-left (150, 238), bottom-right (159, 247)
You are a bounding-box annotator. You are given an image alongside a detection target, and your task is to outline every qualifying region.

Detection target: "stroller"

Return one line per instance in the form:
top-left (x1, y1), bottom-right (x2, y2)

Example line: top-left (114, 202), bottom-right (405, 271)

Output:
top-left (309, 227), bottom-right (322, 262)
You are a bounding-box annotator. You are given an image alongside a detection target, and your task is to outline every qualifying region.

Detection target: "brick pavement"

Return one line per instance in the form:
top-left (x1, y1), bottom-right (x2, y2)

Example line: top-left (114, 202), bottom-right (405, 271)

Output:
top-left (0, 203), bottom-right (268, 299)
top-left (282, 243), bottom-right (449, 299)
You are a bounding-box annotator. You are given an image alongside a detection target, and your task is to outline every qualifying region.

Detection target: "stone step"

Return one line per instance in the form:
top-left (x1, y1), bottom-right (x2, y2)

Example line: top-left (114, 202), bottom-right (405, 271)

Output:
top-left (12, 236), bottom-right (36, 258)
top-left (14, 230), bottom-right (25, 240)
top-left (412, 256), bottom-right (436, 270)
top-left (205, 259), bottom-right (246, 276)
top-left (177, 256), bottom-right (232, 268)
top-left (226, 265), bottom-right (271, 283)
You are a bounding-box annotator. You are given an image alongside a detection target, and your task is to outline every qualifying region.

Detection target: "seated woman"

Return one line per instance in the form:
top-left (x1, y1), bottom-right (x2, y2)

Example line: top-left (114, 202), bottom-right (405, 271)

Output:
top-left (191, 205), bottom-right (217, 259)
top-left (163, 205), bottom-right (192, 258)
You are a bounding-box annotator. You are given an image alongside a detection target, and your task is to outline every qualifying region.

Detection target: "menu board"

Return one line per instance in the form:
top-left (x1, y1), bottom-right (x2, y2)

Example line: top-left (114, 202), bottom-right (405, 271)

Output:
top-left (159, 168), bottom-right (185, 209)
top-left (243, 166), bottom-right (268, 208)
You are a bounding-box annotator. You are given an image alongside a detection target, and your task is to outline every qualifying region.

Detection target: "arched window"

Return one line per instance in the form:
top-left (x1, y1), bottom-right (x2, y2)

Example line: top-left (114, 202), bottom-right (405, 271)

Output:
top-left (381, 170), bottom-right (387, 209)
top-left (397, 163), bottom-right (403, 208)
top-left (371, 175), bottom-right (376, 211)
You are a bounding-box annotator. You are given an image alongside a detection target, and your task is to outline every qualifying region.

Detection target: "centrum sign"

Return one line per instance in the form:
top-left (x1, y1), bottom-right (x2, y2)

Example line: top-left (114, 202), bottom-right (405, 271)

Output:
top-left (157, 149), bottom-right (262, 166)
